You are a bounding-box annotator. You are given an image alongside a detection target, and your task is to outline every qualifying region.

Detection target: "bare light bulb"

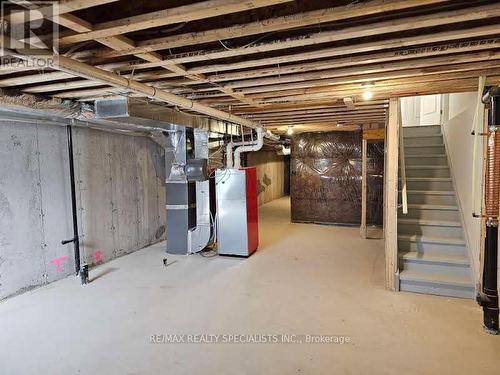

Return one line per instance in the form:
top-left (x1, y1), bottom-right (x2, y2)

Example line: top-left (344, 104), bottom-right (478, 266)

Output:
top-left (287, 126), bottom-right (294, 135)
top-left (362, 90), bottom-right (373, 101)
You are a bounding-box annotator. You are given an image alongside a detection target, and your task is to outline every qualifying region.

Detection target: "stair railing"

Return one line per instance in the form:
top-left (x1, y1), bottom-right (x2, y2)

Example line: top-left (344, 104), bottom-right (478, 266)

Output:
top-left (398, 100), bottom-right (408, 214)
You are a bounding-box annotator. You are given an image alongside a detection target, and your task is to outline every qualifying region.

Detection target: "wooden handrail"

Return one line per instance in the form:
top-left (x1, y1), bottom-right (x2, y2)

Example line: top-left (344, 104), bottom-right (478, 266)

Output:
top-left (471, 76), bottom-right (487, 217)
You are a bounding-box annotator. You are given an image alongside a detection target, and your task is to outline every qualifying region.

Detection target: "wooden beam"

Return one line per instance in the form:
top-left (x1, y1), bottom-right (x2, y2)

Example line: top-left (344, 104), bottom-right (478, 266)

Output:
top-left (270, 123), bottom-right (382, 130)
top-left (112, 26), bottom-right (500, 78)
top-left (242, 68), bottom-right (500, 101)
top-left (105, 5), bottom-right (500, 68)
top-left (196, 35), bottom-right (500, 81)
top-left (58, 0), bottom-right (292, 45)
top-left (189, 70), bottom-right (500, 104)
top-left (222, 56), bottom-right (500, 92)
top-left (261, 115), bottom-right (388, 125)
top-left (245, 74), bottom-right (500, 104)
top-left (235, 100), bottom-right (388, 114)
top-left (193, 77), bottom-right (500, 106)
top-left (193, 69), bottom-right (490, 101)
top-left (8, 0), bottom-right (119, 23)
top-left (363, 129), bottom-right (385, 140)
top-left (84, 0), bottom-right (449, 59)
top-left (259, 111), bottom-right (387, 122)
top-left (53, 13), bottom-right (259, 106)
top-left (12, 38), bottom-right (499, 93)
top-left (247, 105), bottom-right (386, 118)
top-left (268, 124), bottom-right (362, 133)
top-left (30, 55), bottom-right (265, 129)
top-left (181, 60), bottom-right (500, 99)
top-left (385, 98), bottom-right (399, 291)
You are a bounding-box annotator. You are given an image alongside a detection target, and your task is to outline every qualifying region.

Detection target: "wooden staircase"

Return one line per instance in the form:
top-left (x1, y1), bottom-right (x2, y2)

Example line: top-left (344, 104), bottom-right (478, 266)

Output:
top-left (397, 125), bottom-right (474, 298)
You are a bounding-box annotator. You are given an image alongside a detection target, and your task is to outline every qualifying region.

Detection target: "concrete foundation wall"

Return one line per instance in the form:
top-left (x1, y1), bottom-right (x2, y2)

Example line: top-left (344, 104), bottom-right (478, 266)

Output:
top-left (0, 122), bottom-right (166, 300)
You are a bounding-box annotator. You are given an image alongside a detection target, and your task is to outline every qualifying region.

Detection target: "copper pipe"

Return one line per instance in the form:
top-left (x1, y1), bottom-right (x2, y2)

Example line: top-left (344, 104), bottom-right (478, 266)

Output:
top-left (478, 86), bottom-right (500, 335)
top-left (485, 128), bottom-right (500, 219)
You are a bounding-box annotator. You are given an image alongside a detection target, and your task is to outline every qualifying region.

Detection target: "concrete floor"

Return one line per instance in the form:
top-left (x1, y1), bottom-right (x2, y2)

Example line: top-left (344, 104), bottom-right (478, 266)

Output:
top-left (1, 197), bottom-right (499, 374)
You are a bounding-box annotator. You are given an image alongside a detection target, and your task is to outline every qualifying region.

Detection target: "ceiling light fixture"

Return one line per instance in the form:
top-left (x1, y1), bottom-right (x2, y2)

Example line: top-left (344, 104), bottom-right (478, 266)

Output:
top-left (362, 82), bottom-right (374, 101)
top-left (287, 125), bottom-right (294, 135)
top-left (362, 90), bottom-right (373, 101)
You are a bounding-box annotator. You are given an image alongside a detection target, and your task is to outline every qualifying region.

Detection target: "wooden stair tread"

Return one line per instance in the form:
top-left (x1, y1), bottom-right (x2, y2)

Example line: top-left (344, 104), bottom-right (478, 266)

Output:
top-left (399, 270), bottom-right (473, 287)
top-left (400, 177), bottom-right (451, 181)
top-left (398, 234), bottom-right (465, 245)
top-left (405, 166), bottom-right (449, 169)
top-left (399, 251), bottom-right (470, 266)
top-left (398, 218), bottom-right (462, 227)
top-left (405, 154), bottom-right (446, 158)
top-left (403, 134), bottom-right (443, 139)
top-left (403, 125), bottom-right (441, 128)
top-left (404, 144), bottom-right (444, 148)
top-left (405, 204), bottom-right (458, 210)
top-left (401, 190), bottom-right (455, 195)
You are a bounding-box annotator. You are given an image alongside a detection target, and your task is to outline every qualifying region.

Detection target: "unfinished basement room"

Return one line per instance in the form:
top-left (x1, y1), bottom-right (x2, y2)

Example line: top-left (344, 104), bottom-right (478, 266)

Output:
top-left (1, 0), bottom-right (500, 374)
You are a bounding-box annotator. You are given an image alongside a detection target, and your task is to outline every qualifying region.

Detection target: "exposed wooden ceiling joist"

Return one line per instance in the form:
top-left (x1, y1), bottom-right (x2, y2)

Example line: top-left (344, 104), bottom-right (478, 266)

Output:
top-left (58, 0), bottom-right (293, 45)
top-left (2, 0), bottom-right (499, 134)
top-left (78, 0), bottom-right (449, 60)
top-left (8, 0), bottom-right (120, 23)
top-left (105, 4), bottom-right (500, 69)
top-left (53, 10), bottom-right (260, 105)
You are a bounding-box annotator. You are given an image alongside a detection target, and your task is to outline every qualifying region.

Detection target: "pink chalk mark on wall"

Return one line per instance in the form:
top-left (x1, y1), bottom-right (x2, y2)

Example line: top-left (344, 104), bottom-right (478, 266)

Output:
top-left (94, 250), bottom-right (103, 263)
top-left (50, 256), bottom-right (69, 273)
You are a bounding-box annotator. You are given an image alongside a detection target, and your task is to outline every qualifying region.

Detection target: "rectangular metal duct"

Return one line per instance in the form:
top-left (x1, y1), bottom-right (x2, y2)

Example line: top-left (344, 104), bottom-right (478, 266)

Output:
top-left (95, 97), bottom-right (239, 134)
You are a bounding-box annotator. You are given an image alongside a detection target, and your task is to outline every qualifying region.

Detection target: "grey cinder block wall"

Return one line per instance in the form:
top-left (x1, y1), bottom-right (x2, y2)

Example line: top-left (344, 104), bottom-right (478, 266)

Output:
top-left (0, 121), bottom-right (166, 300)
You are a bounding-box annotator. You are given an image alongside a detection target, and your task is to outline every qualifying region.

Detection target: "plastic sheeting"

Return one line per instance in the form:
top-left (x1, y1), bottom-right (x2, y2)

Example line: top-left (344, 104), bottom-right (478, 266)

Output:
top-left (291, 131), bottom-right (384, 225)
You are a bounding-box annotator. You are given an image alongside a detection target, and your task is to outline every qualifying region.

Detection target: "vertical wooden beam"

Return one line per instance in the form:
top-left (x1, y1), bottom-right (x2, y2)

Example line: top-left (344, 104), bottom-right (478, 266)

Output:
top-left (360, 137), bottom-right (368, 238)
top-left (385, 98), bottom-right (400, 291)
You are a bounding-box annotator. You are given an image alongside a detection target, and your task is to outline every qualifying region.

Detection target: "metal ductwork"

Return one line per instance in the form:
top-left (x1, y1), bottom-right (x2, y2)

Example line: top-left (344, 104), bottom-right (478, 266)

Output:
top-left (95, 97), bottom-right (222, 132)
top-left (95, 97), bottom-right (213, 255)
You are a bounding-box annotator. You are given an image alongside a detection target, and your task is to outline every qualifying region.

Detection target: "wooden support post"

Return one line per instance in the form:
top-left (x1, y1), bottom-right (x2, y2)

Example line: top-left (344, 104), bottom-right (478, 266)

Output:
top-left (361, 137), bottom-right (368, 239)
top-left (384, 98), bottom-right (400, 291)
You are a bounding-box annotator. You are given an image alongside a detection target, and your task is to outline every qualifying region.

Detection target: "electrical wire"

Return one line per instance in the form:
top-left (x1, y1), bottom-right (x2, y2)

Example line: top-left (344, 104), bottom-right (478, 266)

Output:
top-left (218, 32), bottom-right (276, 51)
top-left (199, 210), bottom-right (218, 258)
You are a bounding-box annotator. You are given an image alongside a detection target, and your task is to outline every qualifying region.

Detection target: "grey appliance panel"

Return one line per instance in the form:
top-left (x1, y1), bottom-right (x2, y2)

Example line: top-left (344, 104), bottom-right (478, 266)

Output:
top-left (217, 200), bottom-right (248, 256)
top-left (166, 209), bottom-right (189, 254)
top-left (216, 169), bottom-right (246, 200)
top-left (166, 183), bottom-right (188, 205)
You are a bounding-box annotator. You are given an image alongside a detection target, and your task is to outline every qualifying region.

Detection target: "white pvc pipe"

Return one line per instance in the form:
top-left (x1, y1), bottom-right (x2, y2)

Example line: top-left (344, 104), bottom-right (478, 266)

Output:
top-left (226, 129), bottom-right (278, 168)
top-left (226, 142), bottom-right (234, 168)
top-left (226, 140), bottom-right (254, 168)
top-left (233, 128), bottom-right (264, 168)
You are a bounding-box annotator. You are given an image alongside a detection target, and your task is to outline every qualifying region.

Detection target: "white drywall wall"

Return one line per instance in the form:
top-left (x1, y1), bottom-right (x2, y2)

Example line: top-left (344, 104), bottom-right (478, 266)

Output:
top-left (441, 92), bottom-right (482, 281)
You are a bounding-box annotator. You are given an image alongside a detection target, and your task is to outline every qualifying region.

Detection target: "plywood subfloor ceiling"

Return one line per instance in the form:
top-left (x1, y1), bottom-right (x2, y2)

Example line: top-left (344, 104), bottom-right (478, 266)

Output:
top-left (2, 0), bottom-right (500, 134)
